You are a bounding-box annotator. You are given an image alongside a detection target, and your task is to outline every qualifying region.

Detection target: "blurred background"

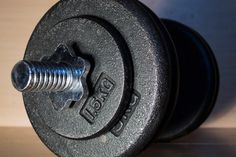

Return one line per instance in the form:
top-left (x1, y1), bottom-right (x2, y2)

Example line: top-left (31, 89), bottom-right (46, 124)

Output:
top-left (0, 0), bottom-right (235, 157)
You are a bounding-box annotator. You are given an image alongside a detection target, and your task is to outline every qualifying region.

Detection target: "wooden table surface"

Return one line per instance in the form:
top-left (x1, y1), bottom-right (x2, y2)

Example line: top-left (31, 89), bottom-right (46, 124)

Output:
top-left (0, 127), bottom-right (236, 157)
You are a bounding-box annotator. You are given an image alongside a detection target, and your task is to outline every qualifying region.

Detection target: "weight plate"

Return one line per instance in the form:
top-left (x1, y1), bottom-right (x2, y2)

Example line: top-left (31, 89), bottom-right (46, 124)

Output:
top-left (25, 17), bottom-right (133, 139)
top-left (157, 19), bottom-right (219, 141)
top-left (23, 0), bottom-right (176, 156)
top-left (136, 1), bottom-right (180, 139)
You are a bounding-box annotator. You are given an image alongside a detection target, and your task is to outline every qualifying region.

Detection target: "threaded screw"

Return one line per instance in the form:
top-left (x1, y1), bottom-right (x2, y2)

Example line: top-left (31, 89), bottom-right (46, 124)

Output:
top-left (11, 60), bottom-right (84, 92)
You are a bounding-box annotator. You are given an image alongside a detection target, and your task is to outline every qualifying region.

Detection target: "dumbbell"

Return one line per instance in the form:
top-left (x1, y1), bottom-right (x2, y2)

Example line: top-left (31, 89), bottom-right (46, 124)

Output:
top-left (11, 0), bottom-right (219, 157)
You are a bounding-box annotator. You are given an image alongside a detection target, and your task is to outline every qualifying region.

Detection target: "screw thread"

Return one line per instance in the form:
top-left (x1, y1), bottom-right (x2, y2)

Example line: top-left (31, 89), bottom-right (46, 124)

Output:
top-left (12, 60), bottom-right (83, 92)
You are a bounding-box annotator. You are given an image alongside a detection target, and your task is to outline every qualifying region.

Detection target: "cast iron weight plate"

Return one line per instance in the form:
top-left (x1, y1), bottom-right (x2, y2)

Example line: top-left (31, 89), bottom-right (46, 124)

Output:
top-left (157, 19), bottom-right (219, 141)
top-left (137, 1), bottom-right (219, 141)
top-left (24, 17), bottom-right (134, 139)
top-left (23, 0), bottom-right (176, 157)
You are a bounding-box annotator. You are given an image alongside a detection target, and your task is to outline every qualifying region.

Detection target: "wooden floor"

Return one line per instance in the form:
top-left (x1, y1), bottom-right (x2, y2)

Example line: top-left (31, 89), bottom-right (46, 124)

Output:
top-left (0, 127), bottom-right (235, 157)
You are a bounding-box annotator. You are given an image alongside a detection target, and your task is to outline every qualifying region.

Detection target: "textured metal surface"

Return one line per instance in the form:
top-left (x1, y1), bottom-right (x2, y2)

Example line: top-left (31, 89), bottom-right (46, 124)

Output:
top-left (25, 17), bottom-right (132, 139)
top-left (137, 1), bottom-right (219, 141)
top-left (23, 0), bottom-right (174, 156)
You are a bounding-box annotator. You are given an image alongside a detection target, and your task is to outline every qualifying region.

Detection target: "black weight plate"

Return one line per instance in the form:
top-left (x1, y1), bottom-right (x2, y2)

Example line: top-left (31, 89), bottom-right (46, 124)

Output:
top-left (27, 17), bottom-right (133, 139)
top-left (136, 1), bottom-right (180, 139)
top-left (23, 0), bottom-right (176, 156)
top-left (157, 19), bottom-right (219, 141)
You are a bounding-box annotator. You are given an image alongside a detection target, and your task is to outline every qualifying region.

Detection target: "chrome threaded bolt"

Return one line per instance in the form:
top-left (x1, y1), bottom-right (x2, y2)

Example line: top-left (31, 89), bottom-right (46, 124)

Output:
top-left (11, 60), bottom-right (84, 92)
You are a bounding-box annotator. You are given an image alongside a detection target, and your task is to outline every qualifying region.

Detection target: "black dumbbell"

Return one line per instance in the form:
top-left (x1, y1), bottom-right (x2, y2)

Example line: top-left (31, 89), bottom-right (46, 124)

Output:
top-left (11, 0), bottom-right (219, 157)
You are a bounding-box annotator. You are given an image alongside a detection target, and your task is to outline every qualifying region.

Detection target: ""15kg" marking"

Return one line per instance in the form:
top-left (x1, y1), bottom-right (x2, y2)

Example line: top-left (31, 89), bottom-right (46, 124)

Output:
top-left (80, 73), bottom-right (115, 124)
